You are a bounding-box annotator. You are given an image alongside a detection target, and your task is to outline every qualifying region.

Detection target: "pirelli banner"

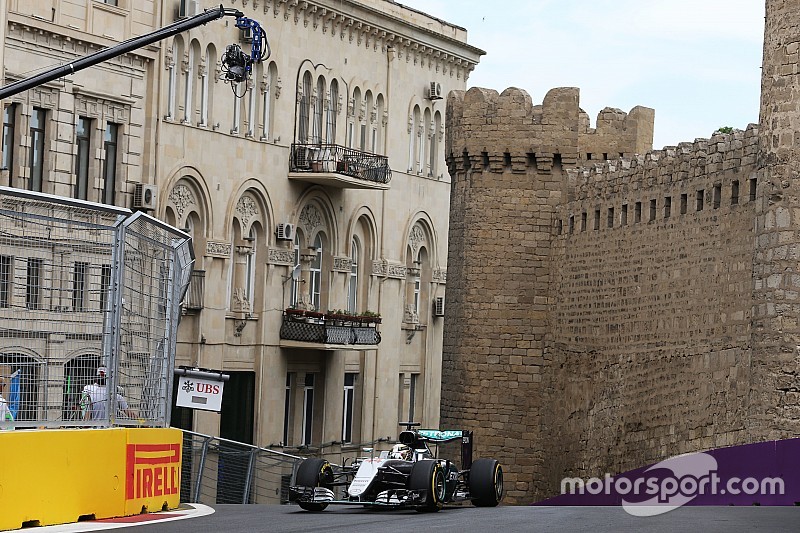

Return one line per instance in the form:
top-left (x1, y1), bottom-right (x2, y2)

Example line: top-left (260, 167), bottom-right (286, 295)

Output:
top-left (0, 427), bottom-right (182, 530)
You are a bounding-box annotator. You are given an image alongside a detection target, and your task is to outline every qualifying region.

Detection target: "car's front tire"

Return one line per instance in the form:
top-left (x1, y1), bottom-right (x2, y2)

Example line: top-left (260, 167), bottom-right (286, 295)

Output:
top-left (295, 458), bottom-right (334, 511)
top-left (409, 459), bottom-right (446, 512)
top-left (469, 458), bottom-right (503, 507)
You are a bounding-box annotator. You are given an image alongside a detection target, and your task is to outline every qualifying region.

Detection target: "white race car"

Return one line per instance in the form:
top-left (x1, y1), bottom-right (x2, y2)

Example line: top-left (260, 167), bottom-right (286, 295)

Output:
top-left (289, 423), bottom-right (503, 512)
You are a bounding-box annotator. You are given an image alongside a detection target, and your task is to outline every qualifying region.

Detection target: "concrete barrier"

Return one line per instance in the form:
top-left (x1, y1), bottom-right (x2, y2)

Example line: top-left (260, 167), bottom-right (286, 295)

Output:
top-left (0, 427), bottom-right (181, 530)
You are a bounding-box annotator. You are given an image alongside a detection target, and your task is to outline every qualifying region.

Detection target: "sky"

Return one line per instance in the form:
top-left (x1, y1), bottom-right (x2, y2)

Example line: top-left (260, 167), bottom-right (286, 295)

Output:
top-left (397, 0), bottom-right (765, 150)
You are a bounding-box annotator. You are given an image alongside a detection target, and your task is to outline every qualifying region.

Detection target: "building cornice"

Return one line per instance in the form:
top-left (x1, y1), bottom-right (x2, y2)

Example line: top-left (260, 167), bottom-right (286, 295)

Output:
top-left (6, 12), bottom-right (159, 62)
top-left (229, 0), bottom-right (484, 77)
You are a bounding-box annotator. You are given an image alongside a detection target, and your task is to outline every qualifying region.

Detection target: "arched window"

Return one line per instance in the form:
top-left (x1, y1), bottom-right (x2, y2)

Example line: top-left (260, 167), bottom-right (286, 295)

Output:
top-left (413, 252), bottom-right (421, 313)
top-left (310, 234), bottom-right (323, 310)
top-left (421, 108), bottom-right (431, 175)
top-left (409, 105), bottom-right (420, 172)
top-left (327, 79), bottom-right (338, 144)
top-left (298, 71), bottom-right (312, 143)
top-left (430, 111), bottom-right (441, 177)
top-left (290, 234), bottom-right (300, 306)
top-left (0, 353), bottom-right (41, 423)
top-left (375, 94), bottom-right (385, 154)
top-left (313, 77), bottom-right (325, 144)
top-left (167, 39), bottom-right (180, 119)
top-left (349, 87), bottom-right (361, 149)
top-left (245, 227), bottom-right (256, 307)
top-left (183, 44), bottom-right (194, 124)
top-left (246, 64), bottom-right (257, 137)
top-left (348, 238), bottom-right (359, 313)
top-left (262, 62), bottom-right (277, 140)
top-left (199, 48), bottom-right (210, 126)
top-left (364, 91), bottom-right (374, 152)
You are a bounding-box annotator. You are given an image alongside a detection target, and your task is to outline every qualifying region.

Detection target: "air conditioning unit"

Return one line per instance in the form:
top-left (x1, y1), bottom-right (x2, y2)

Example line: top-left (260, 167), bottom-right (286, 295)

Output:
top-left (177, 0), bottom-right (200, 19)
top-left (276, 222), bottom-right (295, 241)
top-left (133, 183), bottom-right (157, 211)
top-left (427, 81), bottom-right (442, 100)
top-left (433, 296), bottom-right (445, 317)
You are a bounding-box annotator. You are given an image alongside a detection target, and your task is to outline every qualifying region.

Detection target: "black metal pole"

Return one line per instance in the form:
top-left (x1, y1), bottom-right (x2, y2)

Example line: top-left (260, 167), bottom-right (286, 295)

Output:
top-left (0, 5), bottom-right (242, 100)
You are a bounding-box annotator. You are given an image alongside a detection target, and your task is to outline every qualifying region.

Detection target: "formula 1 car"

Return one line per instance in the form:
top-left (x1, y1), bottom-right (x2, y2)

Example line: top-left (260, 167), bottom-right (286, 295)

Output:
top-left (288, 423), bottom-right (503, 512)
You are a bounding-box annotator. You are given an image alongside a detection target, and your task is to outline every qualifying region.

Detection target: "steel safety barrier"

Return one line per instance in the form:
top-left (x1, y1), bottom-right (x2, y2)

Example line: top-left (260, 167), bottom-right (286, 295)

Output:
top-left (180, 430), bottom-right (303, 505)
top-left (0, 187), bottom-right (193, 429)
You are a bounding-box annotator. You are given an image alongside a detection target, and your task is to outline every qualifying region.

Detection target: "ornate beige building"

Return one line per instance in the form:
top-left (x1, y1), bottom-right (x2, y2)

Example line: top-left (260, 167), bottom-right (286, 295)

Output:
top-left (0, 0), bottom-right (483, 452)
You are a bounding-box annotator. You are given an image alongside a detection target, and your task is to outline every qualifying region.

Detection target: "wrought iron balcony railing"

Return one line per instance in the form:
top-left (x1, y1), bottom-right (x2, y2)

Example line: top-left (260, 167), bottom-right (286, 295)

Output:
top-left (279, 312), bottom-right (381, 346)
top-left (289, 143), bottom-right (391, 187)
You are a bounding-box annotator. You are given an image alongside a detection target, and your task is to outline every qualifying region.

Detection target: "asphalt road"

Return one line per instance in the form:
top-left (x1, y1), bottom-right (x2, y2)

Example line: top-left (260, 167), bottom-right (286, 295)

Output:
top-left (125, 504), bottom-right (800, 533)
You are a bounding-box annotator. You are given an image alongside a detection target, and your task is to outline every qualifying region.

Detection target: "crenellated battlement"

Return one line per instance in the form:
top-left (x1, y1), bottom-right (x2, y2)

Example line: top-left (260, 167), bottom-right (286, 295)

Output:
top-left (446, 86), bottom-right (654, 175)
top-left (566, 124), bottom-right (759, 202)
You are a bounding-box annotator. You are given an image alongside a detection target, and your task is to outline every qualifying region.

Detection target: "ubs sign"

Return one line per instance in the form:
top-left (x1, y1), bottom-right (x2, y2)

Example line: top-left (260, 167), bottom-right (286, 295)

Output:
top-left (175, 368), bottom-right (228, 412)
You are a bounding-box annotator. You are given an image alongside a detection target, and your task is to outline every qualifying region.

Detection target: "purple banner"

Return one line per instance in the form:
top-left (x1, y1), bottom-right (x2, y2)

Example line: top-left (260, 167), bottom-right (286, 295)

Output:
top-left (537, 438), bottom-right (800, 513)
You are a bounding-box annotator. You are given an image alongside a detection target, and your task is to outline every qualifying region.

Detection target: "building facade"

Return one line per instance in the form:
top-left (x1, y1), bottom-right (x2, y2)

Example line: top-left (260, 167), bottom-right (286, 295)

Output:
top-left (442, 0), bottom-right (800, 505)
top-left (0, 0), bottom-right (483, 459)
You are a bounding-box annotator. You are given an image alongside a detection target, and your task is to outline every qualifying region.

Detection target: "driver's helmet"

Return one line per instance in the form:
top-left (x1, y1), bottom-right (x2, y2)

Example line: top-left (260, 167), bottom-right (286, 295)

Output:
top-left (389, 443), bottom-right (411, 460)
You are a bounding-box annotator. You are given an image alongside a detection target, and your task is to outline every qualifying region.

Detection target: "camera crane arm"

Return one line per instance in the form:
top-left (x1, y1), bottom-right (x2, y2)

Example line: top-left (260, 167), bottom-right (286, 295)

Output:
top-left (0, 4), bottom-right (267, 100)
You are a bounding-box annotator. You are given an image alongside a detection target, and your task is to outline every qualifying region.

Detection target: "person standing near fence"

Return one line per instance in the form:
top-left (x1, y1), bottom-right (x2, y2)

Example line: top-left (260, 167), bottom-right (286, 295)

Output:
top-left (0, 394), bottom-right (13, 430)
top-left (81, 366), bottom-right (134, 422)
top-left (0, 374), bottom-right (14, 431)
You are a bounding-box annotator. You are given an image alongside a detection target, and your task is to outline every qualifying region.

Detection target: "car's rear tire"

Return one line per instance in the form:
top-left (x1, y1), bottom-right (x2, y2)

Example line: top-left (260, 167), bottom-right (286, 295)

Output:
top-left (469, 458), bottom-right (503, 507)
top-left (295, 458), bottom-right (334, 511)
top-left (409, 459), bottom-right (446, 512)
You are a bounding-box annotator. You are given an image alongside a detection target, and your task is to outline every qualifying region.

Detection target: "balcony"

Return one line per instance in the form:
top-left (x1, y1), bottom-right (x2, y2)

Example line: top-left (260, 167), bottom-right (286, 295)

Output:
top-left (279, 311), bottom-right (381, 351)
top-left (289, 143), bottom-right (391, 190)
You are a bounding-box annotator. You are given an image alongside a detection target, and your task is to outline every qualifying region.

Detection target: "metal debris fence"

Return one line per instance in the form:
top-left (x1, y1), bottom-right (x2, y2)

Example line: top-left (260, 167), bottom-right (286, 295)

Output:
top-left (180, 430), bottom-right (303, 505)
top-left (0, 187), bottom-right (193, 429)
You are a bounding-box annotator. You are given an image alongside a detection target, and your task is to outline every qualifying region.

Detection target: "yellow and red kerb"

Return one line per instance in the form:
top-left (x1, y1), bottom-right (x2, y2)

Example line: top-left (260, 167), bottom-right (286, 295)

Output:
top-left (125, 443), bottom-right (181, 500)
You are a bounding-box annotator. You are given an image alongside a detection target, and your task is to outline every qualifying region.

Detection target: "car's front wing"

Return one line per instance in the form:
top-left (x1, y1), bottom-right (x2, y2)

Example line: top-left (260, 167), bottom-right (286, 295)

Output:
top-left (289, 485), bottom-right (429, 508)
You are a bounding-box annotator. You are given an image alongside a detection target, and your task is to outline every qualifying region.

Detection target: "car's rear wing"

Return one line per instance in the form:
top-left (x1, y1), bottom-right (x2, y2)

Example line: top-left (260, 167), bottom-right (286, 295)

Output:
top-left (399, 426), bottom-right (474, 469)
top-left (417, 429), bottom-right (464, 443)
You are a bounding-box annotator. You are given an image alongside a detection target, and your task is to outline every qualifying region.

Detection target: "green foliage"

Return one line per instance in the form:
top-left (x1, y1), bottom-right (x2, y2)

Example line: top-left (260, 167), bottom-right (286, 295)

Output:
top-left (715, 126), bottom-right (734, 134)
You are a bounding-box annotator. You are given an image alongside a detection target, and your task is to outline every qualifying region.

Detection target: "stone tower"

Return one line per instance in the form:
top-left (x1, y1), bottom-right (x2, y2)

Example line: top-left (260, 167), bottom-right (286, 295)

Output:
top-left (443, 0), bottom-right (800, 506)
top-left (751, 0), bottom-right (800, 439)
top-left (442, 87), bottom-right (653, 503)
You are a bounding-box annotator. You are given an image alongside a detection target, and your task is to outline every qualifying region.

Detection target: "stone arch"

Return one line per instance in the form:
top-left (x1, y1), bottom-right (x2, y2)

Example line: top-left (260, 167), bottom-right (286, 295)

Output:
top-left (345, 207), bottom-right (378, 313)
top-left (224, 178), bottom-right (275, 244)
top-left (226, 181), bottom-right (274, 315)
top-left (163, 166), bottom-right (213, 269)
top-left (346, 206), bottom-right (378, 261)
top-left (403, 215), bottom-right (438, 267)
top-left (0, 348), bottom-right (44, 422)
top-left (293, 189), bottom-right (338, 254)
top-left (62, 350), bottom-right (102, 421)
top-left (402, 215), bottom-right (437, 325)
top-left (291, 192), bottom-right (338, 312)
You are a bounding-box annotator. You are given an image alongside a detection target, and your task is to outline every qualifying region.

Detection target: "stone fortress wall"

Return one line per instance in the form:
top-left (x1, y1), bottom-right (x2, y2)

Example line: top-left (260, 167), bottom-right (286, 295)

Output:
top-left (442, 0), bottom-right (800, 503)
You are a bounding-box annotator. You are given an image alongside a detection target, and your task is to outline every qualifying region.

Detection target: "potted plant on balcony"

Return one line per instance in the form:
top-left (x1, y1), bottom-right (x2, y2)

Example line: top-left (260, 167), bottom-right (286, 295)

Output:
top-left (325, 309), bottom-right (346, 326)
top-left (305, 310), bottom-right (325, 323)
top-left (360, 310), bottom-right (382, 325)
top-left (285, 307), bottom-right (305, 321)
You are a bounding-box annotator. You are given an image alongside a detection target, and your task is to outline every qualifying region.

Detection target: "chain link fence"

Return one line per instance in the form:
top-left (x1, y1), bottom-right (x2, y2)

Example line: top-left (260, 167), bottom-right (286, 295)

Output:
top-left (0, 187), bottom-right (192, 429)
